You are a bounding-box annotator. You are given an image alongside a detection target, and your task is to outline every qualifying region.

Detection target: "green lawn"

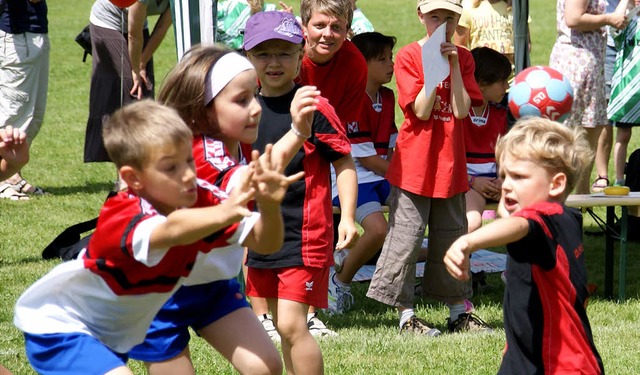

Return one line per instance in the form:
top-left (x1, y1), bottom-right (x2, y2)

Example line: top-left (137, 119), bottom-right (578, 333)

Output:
top-left (1, 0), bottom-right (639, 374)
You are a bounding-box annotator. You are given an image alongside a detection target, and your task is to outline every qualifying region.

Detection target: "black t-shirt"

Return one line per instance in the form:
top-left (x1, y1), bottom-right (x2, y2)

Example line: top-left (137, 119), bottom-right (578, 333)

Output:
top-left (499, 202), bottom-right (603, 374)
top-left (0, 0), bottom-right (48, 34)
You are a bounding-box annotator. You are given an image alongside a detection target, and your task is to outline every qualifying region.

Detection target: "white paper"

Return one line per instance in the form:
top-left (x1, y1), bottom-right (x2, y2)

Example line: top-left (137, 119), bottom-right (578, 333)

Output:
top-left (421, 23), bottom-right (450, 95)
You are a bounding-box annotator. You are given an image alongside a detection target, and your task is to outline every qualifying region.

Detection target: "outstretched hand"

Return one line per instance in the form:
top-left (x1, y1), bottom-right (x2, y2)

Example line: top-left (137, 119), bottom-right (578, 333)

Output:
top-left (443, 236), bottom-right (472, 281)
top-left (251, 145), bottom-right (304, 208)
top-left (290, 86), bottom-right (320, 139)
top-left (0, 126), bottom-right (29, 179)
top-left (226, 164), bottom-right (257, 219)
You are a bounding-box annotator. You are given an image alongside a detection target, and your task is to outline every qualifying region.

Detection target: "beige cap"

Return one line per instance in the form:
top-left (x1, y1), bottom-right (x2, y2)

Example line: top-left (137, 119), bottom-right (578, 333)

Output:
top-left (416, 0), bottom-right (463, 15)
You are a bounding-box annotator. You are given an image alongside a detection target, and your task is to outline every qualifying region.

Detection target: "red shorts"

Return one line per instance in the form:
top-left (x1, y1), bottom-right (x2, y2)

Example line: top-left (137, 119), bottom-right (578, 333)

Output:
top-left (245, 266), bottom-right (329, 308)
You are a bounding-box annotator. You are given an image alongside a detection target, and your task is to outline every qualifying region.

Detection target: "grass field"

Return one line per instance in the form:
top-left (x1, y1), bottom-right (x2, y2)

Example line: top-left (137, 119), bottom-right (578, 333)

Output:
top-left (1, 0), bottom-right (639, 374)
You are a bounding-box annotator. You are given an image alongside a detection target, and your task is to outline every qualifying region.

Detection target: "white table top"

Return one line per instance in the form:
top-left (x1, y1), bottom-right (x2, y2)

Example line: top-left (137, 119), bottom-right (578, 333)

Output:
top-left (566, 192), bottom-right (640, 208)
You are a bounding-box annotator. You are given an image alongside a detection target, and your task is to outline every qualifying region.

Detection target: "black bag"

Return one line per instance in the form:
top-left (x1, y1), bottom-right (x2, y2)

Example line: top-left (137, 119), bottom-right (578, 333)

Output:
top-left (42, 217), bottom-right (97, 261)
top-left (75, 24), bottom-right (92, 63)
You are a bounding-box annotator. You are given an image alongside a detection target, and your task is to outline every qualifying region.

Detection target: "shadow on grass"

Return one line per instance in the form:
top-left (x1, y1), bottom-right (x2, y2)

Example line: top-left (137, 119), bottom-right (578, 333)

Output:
top-left (39, 182), bottom-right (114, 196)
top-left (0, 255), bottom-right (47, 267)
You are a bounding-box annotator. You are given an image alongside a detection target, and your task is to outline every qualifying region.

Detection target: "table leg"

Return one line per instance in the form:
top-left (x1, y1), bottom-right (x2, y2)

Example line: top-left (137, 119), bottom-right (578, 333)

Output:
top-left (619, 207), bottom-right (628, 301)
top-left (605, 207), bottom-right (615, 299)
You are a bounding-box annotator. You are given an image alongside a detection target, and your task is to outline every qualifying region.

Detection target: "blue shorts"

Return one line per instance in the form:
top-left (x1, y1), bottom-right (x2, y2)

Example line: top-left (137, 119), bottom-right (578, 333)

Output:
top-left (128, 279), bottom-right (249, 362)
top-left (24, 332), bottom-right (128, 375)
top-left (333, 180), bottom-right (390, 223)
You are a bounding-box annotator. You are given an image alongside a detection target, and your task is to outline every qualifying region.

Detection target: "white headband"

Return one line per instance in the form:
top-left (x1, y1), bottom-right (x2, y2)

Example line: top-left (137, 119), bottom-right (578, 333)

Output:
top-left (204, 52), bottom-right (255, 104)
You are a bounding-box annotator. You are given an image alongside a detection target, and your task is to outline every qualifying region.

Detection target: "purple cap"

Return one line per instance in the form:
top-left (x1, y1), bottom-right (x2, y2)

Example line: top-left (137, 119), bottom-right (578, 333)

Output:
top-left (243, 11), bottom-right (304, 51)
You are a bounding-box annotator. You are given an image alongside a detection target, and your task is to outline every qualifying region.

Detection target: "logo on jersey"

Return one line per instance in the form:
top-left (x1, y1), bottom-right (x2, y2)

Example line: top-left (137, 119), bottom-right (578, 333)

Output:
top-left (347, 121), bottom-right (359, 134)
top-left (203, 137), bottom-right (235, 170)
top-left (305, 281), bottom-right (314, 291)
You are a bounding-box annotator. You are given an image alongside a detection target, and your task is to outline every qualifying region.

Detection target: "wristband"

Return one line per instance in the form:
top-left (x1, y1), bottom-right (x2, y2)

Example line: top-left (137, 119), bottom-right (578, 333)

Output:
top-left (291, 122), bottom-right (311, 139)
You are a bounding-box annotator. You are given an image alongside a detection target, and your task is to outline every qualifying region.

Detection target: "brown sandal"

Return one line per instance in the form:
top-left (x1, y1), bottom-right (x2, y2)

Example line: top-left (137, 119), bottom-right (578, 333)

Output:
top-left (591, 175), bottom-right (609, 193)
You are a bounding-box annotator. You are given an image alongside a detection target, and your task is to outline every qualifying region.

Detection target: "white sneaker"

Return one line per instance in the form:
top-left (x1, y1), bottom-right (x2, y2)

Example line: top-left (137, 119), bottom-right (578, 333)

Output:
top-left (327, 269), bottom-right (354, 315)
top-left (333, 249), bottom-right (349, 273)
top-left (258, 314), bottom-right (281, 343)
top-left (307, 312), bottom-right (338, 337)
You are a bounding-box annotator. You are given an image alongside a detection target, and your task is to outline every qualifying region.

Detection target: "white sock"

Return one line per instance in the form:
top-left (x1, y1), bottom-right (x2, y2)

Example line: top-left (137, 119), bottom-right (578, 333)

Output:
top-left (448, 303), bottom-right (467, 322)
top-left (399, 308), bottom-right (415, 328)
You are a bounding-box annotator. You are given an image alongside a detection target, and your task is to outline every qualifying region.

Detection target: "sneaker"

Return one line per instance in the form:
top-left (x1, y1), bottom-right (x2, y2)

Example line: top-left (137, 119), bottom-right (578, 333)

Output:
top-left (258, 314), bottom-right (281, 343)
top-left (307, 313), bottom-right (338, 337)
top-left (448, 312), bottom-right (493, 333)
top-left (327, 270), bottom-right (354, 315)
top-left (333, 249), bottom-right (349, 273)
top-left (400, 315), bottom-right (441, 337)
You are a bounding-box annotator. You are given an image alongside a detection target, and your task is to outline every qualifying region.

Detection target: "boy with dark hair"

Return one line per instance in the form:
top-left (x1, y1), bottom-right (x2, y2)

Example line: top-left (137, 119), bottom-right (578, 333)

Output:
top-left (445, 117), bottom-right (603, 374)
top-left (366, 0), bottom-right (490, 335)
top-left (329, 31), bottom-right (398, 315)
top-left (464, 46), bottom-right (512, 232)
top-left (14, 100), bottom-right (293, 375)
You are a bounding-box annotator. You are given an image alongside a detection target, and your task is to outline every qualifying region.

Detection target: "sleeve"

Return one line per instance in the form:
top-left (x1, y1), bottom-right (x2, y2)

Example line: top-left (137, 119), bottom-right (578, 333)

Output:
top-left (342, 43), bottom-right (368, 136)
top-left (395, 44), bottom-right (424, 112)
top-left (458, 9), bottom-right (472, 29)
top-left (313, 96), bottom-right (352, 163)
top-left (459, 47), bottom-right (484, 107)
top-left (131, 215), bottom-right (170, 266)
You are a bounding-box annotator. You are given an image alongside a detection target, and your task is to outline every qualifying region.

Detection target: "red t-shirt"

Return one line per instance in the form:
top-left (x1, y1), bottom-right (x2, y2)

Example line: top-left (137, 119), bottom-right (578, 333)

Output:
top-left (298, 40), bottom-right (367, 137)
top-left (463, 103), bottom-right (508, 165)
top-left (387, 42), bottom-right (482, 198)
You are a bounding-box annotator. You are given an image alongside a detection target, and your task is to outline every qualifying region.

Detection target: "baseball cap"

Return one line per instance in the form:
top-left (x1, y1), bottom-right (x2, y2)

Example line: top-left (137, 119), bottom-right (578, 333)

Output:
top-left (243, 11), bottom-right (304, 51)
top-left (416, 0), bottom-right (463, 15)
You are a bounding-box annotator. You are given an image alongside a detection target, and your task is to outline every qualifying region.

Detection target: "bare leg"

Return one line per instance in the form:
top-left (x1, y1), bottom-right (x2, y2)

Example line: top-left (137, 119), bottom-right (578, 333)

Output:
top-left (144, 348), bottom-right (195, 375)
top-left (272, 299), bottom-right (323, 375)
top-left (613, 127), bottom-right (632, 183)
top-left (597, 124), bottom-right (613, 181)
top-left (577, 126), bottom-right (604, 194)
top-left (465, 189), bottom-right (487, 233)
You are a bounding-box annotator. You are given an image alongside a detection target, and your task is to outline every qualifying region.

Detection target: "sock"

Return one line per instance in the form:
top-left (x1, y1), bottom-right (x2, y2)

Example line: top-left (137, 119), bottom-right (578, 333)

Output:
top-left (307, 312), bottom-right (316, 323)
top-left (399, 308), bottom-right (415, 328)
top-left (448, 303), bottom-right (467, 322)
top-left (615, 178), bottom-right (625, 186)
top-left (258, 313), bottom-right (271, 322)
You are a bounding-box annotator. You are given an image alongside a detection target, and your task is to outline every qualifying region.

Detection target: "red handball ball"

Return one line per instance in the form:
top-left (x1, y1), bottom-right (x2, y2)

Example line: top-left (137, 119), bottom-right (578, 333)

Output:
top-left (508, 66), bottom-right (574, 122)
top-left (110, 0), bottom-right (137, 8)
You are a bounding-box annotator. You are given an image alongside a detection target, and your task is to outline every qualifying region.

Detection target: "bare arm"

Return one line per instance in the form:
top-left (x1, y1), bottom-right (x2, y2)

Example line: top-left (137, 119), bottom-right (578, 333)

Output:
top-left (444, 216), bottom-right (529, 280)
top-left (267, 86), bottom-right (319, 170)
top-left (128, 1), bottom-right (148, 99)
top-left (565, 0), bottom-right (628, 31)
top-left (411, 84), bottom-right (438, 121)
top-left (140, 8), bottom-right (172, 71)
top-left (444, 43), bottom-right (471, 119)
top-left (358, 155), bottom-right (390, 177)
top-left (332, 154), bottom-right (359, 250)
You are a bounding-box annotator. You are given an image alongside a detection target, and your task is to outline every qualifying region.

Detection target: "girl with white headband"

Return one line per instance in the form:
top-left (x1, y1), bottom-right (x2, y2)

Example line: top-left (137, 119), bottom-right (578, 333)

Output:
top-left (127, 44), bottom-right (320, 374)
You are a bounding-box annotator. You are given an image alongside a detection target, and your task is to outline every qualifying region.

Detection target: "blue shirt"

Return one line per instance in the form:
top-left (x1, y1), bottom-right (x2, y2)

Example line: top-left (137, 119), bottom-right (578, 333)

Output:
top-left (0, 0), bottom-right (48, 34)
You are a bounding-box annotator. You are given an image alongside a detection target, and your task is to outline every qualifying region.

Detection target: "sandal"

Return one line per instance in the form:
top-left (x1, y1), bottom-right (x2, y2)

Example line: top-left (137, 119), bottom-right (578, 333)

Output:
top-left (11, 178), bottom-right (45, 195)
top-left (591, 175), bottom-right (609, 193)
top-left (0, 183), bottom-right (29, 200)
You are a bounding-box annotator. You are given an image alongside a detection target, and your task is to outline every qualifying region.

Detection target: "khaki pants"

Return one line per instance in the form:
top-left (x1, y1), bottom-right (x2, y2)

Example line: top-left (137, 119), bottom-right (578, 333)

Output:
top-left (367, 186), bottom-right (472, 308)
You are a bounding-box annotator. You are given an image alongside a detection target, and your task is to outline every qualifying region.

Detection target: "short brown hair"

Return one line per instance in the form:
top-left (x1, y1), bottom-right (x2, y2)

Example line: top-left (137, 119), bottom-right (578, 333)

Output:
top-left (158, 44), bottom-right (234, 137)
top-left (300, 0), bottom-right (354, 28)
top-left (495, 117), bottom-right (593, 198)
top-left (102, 100), bottom-right (192, 170)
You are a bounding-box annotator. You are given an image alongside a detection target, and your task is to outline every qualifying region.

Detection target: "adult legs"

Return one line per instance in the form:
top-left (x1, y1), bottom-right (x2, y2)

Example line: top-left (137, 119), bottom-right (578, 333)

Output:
top-left (613, 127), bottom-right (632, 184)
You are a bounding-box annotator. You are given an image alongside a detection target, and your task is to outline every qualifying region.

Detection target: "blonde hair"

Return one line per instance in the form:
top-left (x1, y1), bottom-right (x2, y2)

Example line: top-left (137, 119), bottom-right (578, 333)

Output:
top-left (103, 100), bottom-right (192, 170)
top-left (158, 44), bottom-right (234, 137)
top-left (495, 117), bottom-right (593, 198)
top-left (300, 0), bottom-right (354, 28)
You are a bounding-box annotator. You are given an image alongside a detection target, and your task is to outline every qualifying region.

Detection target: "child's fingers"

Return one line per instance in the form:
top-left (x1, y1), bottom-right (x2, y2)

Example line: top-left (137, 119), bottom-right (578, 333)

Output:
top-left (284, 171), bottom-right (305, 185)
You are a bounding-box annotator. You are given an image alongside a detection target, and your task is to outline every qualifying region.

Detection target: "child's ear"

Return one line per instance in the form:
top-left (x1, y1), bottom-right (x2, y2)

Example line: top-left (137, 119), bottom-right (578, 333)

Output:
top-left (549, 172), bottom-right (567, 198)
top-left (119, 166), bottom-right (143, 191)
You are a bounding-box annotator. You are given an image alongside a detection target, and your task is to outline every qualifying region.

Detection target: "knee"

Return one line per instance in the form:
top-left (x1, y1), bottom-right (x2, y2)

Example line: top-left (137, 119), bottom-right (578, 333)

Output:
top-left (241, 353), bottom-right (283, 375)
top-left (275, 319), bottom-right (307, 345)
top-left (365, 218), bottom-right (388, 245)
